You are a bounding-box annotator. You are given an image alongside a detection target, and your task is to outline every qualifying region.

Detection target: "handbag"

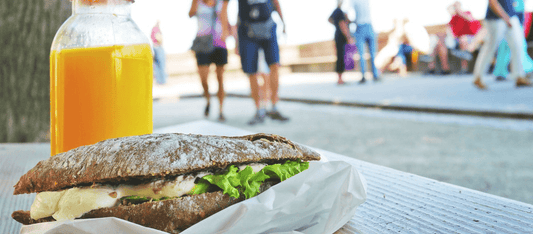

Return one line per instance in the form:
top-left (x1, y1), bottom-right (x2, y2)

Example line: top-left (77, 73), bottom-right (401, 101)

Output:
top-left (191, 0), bottom-right (218, 54)
top-left (246, 18), bottom-right (275, 40)
top-left (191, 34), bottom-right (215, 54)
top-left (344, 43), bottom-right (357, 70)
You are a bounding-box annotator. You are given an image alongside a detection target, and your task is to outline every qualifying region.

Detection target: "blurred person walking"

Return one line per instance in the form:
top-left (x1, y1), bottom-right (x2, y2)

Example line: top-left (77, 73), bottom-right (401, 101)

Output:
top-left (189, 0), bottom-right (230, 122)
top-left (233, 0), bottom-right (289, 125)
top-left (234, 29), bottom-right (273, 120)
top-left (492, 0), bottom-right (533, 81)
top-left (329, 0), bottom-right (355, 85)
top-left (351, 0), bottom-right (380, 83)
top-left (473, 0), bottom-right (532, 89)
top-left (151, 20), bottom-right (167, 85)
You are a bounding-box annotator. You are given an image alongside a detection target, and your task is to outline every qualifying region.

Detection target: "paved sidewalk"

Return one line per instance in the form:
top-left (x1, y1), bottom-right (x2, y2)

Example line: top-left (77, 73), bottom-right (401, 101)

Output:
top-left (155, 72), bottom-right (533, 119)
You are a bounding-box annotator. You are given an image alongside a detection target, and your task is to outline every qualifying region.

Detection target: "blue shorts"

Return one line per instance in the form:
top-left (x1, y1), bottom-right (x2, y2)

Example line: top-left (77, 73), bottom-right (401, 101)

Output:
top-left (238, 23), bottom-right (279, 74)
top-left (396, 44), bottom-right (413, 64)
top-left (195, 47), bottom-right (228, 66)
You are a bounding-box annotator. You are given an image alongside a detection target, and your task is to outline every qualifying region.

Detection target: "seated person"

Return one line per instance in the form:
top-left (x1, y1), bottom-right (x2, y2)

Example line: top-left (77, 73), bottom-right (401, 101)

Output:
top-left (424, 33), bottom-right (452, 75)
top-left (427, 1), bottom-right (486, 74)
top-left (384, 43), bottom-right (412, 77)
top-left (376, 18), bottom-right (429, 76)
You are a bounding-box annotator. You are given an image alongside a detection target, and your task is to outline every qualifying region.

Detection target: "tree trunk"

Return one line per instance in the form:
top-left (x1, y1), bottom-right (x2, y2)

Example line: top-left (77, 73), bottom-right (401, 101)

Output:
top-left (0, 0), bottom-right (71, 142)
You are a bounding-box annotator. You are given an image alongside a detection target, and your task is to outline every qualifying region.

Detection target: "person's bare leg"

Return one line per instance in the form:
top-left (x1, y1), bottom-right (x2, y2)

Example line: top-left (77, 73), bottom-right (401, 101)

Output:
top-left (198, 65), bottom-right (211, 116)
top-left (389, 56), bottom-right (401, 72)
top-left (337, 72), bottom-right (345, 84)
top-left (257, 75), bottom-right (265, 106)
top-left (399, 64), bottom-right (407, 77)
top-left (248, 73), bottom-right (261, 109)
top-left (247, 73), bottom-right (267, 125)
top-left (459, 36), bottom-right (469, 71)
top-left (427, 53), bottom-right (436, 70)
top-left (260, 73), bottom-right (270, 104)
top-left (265, 63), bottom-right (288, 121)
top-left (436, 37), bottom-right (451, 71)
top-left (268, 63), bottom-right (279, 105)
top-left (215, 65), bottom-right (225, 120)
top-left (467, 28), bottom-right (487, 52)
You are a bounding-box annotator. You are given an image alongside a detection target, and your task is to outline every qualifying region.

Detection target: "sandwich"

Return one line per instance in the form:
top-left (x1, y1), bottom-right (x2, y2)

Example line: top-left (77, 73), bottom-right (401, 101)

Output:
top-left (12, 133), bottom-right (320, 233)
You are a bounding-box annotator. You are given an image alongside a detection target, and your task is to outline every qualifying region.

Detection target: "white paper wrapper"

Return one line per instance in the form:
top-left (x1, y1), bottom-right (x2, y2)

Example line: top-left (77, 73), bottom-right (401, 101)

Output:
top-left (21, 161), bottom-right (367, 234)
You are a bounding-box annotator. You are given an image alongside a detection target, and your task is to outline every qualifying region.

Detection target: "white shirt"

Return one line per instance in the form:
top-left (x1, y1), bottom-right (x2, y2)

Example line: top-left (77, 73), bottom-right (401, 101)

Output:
top-left (351, 0), bottom-right (372, 25)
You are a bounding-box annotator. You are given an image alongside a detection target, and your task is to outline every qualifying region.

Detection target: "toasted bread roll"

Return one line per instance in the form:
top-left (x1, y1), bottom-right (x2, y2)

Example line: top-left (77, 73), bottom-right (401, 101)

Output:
top-left (14, 133), bottom-right (320, 195)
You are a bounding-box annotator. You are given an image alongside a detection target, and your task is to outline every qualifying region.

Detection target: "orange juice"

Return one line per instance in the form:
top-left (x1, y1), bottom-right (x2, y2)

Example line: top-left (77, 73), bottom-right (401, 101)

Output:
top-left (50, 44), bottom-right (153, 156)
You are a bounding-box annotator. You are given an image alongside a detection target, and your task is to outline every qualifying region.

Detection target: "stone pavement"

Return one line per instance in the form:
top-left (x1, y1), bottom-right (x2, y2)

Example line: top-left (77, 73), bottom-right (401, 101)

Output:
top-left (154, 72), bottom-right (533, 119)
top-left (152, 72), bottom-right (533, 204)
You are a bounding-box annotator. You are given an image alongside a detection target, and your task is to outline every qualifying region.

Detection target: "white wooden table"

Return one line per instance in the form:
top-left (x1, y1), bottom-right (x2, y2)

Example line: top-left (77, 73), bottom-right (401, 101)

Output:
top-left (2, 120), bottom-right (533, 233)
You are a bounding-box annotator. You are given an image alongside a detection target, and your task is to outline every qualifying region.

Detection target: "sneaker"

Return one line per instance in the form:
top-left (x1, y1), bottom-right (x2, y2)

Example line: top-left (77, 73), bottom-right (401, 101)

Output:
top-left (495, 76), bottom-right (507, 82)
top-left (516, 77), bottom-right (532, 87)
top-left (425, 69), bottom-right (437, 75)
top-left (473, 78), bottom-right (487, 90)
top-left (456, 69), bottom-right (469, 75)
top-left (358, 78), bottom-right (366, 84)
top-left (441, 70), bottom-right (452, 75)
top-left (267, 110), bottom-right (289, 121)
top-left (451, 49), bottom-right (473, 61)
top-left (248, 113), bottom-right (265, 125)
top-left (218, 113), bottom-right (226, 122)
top-left (204, 102), bottom-right (210, 117)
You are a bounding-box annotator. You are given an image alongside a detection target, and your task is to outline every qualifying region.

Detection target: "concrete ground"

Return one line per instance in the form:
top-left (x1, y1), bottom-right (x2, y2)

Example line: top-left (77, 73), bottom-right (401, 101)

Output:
top-left (155, 71), bottom-right (533, 117)
top-left (154, 72), bottom-right (533, 205)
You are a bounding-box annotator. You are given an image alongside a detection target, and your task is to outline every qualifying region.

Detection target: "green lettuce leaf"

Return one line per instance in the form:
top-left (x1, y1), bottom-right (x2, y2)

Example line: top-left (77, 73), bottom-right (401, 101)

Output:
top-left (238, 166), bottom-right (271, 199)
top-left (201, 165), bottom-right (241, 198)
top-left (191, 160), bottom-right (310, 199)
top-left (189, 179), bottom-right (211, 195)
top-left (263, 160), bottom-right (309, 181)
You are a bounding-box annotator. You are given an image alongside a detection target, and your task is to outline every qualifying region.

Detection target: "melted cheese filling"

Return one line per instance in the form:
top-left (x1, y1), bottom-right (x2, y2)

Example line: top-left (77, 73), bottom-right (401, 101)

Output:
top-left (30, 164), bottom-right (267, 221)
top-left (31, 174), bottom-right (205, 221)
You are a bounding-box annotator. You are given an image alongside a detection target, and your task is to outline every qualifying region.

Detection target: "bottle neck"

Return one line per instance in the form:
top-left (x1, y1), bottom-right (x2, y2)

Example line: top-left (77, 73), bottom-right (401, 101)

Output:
top-left (72, 0), bottom-right (133, 16)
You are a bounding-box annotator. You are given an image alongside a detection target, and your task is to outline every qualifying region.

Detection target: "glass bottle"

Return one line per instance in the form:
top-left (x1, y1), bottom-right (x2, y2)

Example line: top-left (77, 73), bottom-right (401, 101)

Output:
top-left (50, 0), bottom-right (153, 156)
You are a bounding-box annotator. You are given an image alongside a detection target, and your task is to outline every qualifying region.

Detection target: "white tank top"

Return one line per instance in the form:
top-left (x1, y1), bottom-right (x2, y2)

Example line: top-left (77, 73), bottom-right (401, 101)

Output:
top-left (196, 0), bottom-right (226, 48)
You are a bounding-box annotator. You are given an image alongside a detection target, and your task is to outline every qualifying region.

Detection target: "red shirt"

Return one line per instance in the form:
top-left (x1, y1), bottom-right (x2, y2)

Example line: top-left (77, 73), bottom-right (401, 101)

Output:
top-left (449, 11), bottom-right (482, 37)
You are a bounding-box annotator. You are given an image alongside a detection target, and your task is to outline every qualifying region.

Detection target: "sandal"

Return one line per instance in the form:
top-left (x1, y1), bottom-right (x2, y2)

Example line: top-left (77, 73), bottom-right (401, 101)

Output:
top-left (204, 102), bottom-right (210, 117)
top-left (218, 113), bottom-right (226, 122)
top-left (516, 77), bottom-right (532, 88)
top-left (473, 78), bottom-right (487, 90)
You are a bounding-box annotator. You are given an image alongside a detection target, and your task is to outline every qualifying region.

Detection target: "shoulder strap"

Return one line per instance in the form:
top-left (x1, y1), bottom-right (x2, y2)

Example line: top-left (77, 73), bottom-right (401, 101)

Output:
top-left (213, 0), bottom-right (218, 25)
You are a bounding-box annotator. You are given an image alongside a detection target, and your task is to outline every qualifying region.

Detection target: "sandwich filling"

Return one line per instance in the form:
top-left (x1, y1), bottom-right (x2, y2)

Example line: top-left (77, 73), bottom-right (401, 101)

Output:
top-left (29, 160), bottom-right (308, 221)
